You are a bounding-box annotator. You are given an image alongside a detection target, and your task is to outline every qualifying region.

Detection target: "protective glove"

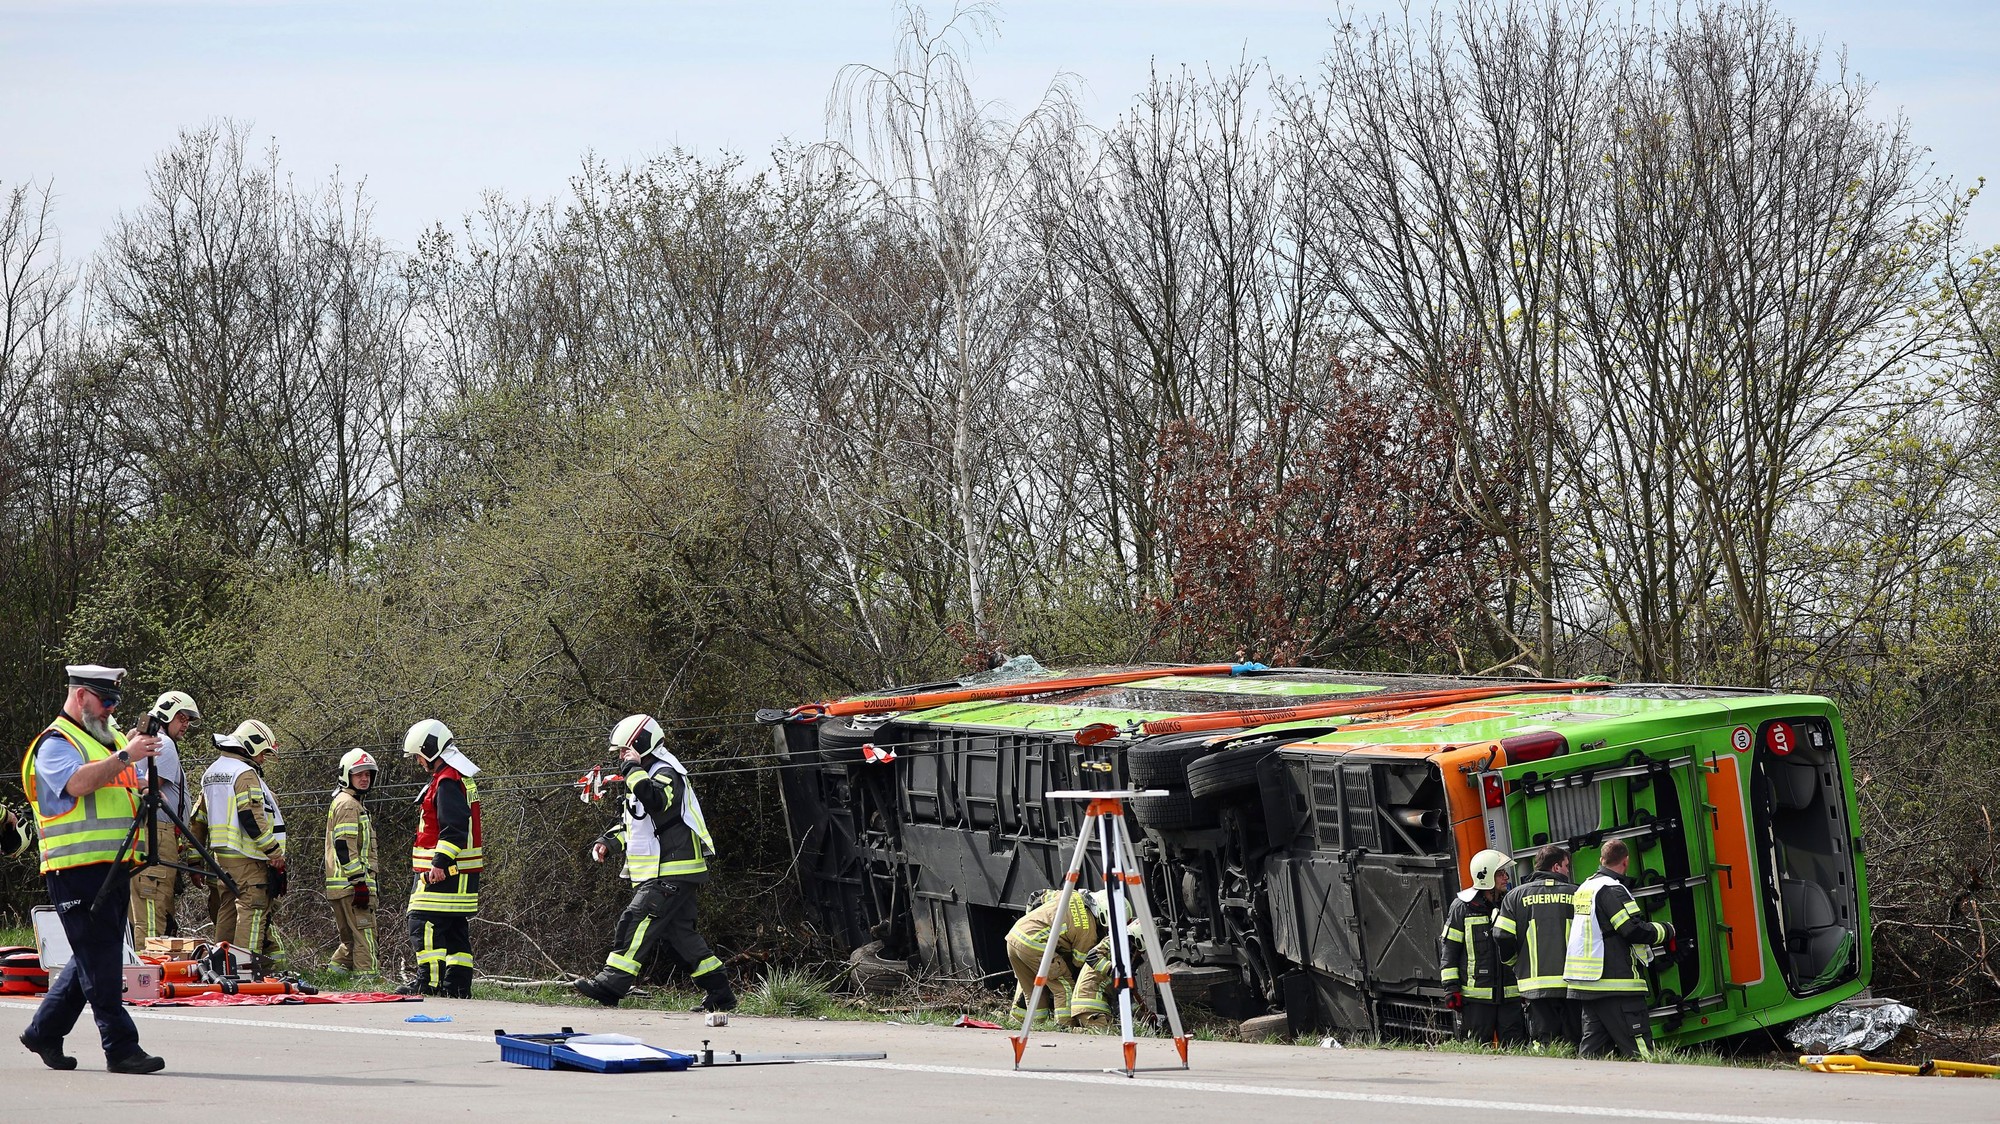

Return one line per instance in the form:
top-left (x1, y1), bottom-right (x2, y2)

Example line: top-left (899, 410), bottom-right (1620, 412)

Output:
top-left (1659, 921), bottom-right (1677, 952)
top-left (1446, 990), bottom-right (1464, 1010)
top-left (351, 881), bottom-right (371, 909)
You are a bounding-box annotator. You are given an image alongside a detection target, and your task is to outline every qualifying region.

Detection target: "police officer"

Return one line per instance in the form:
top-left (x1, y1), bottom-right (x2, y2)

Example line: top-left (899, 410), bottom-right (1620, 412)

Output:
top-left (129, 690), bottom-right (200, 946)
top-left (1439, 847), bottom-right (1525, 1045)
top-left (1495, 843), bottom-right (1580, 1049)
top-left (18, 664), bottom-right (166, 1074)
top-left (1004, 887), bottom-right (1114, 1028)
top-left (323, 749), bottom-right (380, 978)
top-left (574, 715), bottom-right (734, 1012)
top-left (197, 720), bottom-right (286, 962)
top-left (1564, 838), bottom-right (1674, 1058)
top-left (399, 719), bottom-right (482, 998)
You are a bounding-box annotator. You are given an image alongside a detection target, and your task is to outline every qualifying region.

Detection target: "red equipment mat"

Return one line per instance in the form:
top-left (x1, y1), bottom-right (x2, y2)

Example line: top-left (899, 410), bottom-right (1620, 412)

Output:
top-left (131, 991), bottom-right (424, 1007)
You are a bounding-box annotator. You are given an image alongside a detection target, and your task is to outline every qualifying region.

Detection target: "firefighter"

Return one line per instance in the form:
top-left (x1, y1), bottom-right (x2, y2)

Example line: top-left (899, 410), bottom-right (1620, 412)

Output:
top-left (323, 749), bottom-right (379, 978)
top-left (1565, 838), bottom-right (1675, 1058)
top-left (196, 719), bottom-right (286, 963)
top-left (398, 719), bottom-right (482, 998)
top-left (1495, 843), bottom-right (1580, 1050)
top-left (1004, 887), bottom-right (1115, 1028)
top-left (1069, 911), bottom-right (1142, 1029)
top-left (573, 715), bottom-right (735, 1012)
top-left (18, 664), bottom-right (166, 1074)
top-left (1440, 847), bottom-right (1525, 1046)
top-left (129, 690), bottom-right (200, 946)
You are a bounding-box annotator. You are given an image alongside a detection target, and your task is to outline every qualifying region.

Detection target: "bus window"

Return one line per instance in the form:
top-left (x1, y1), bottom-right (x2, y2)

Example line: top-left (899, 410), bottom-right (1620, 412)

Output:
top-left (1751, 717), bottom-right (1860, 994)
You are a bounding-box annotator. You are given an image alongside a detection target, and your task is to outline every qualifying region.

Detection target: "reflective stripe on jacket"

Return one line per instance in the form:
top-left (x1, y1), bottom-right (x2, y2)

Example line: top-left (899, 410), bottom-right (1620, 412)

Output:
top-left (199, 754), bottom-right (281, 859)
top-left (412, 767), bottom-right (483, 873)
top-left (609, 759), bottom-right (711, 882)
top-left (1007, 890), bottom-right (1103, 962)
top-left (323, 788), bottom-right (377, 896)
top-left (1564, 870), bottom-right (1666, 994)
top-left (20, 717), bottom-right (139, 873)
top-left (1440, 887), bottom-right (1518, 1000)
top-left (1495, 870), bottom-right (1578, 998)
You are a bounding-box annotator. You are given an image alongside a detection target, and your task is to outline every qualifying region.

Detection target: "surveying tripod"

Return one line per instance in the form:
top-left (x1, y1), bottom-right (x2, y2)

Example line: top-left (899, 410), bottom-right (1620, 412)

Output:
top-left (1011, 788), bottom-right (1189, 1077)
top-left (92, 718), bottom-right (237, 918)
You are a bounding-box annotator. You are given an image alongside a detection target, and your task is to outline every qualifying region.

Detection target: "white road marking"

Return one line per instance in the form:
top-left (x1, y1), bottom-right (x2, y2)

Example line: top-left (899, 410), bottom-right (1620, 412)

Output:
top-left (0, 999), bottom-right (482, 1042)
top-left (823, 1060), bottom-right (1886, 1124)
top-left (0, 1000), bottom-right (1893, 1124)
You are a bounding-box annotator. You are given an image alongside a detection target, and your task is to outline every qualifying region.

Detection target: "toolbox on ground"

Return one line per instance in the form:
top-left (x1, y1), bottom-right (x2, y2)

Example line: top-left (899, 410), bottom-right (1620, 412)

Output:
top-left (31, 906), bottom-right (161, 999)
top-left (495, 1028), bottom-right (695, 1073)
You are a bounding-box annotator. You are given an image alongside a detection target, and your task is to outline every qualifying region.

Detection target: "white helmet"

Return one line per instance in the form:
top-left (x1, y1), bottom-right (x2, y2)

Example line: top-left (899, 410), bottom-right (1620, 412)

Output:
top-left (230, 719), bottom-right (276, 758)
top-left (403, 719), bottom-right (455, 761)
top-left (403, 718), bottom-right (479, 776)
top-left (1086, 889), bottom-right (1131, 925)
top-left (338, 748), bottom-right (378, 788)
top-left (610, 714), bottom-right (669, 759)
top-left (1468, 848), bottom-right (1512, 891)
top-left (151, 690), bottom-right (200, 725)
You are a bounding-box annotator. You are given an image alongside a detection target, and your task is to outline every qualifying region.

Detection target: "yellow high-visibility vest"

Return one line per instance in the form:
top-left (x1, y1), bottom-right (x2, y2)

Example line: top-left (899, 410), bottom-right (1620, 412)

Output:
top-left (19, 717), bottom-right (139, 873)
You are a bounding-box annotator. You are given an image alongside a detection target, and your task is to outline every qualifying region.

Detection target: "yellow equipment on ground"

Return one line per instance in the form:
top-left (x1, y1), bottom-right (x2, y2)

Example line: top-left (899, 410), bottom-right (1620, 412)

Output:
top-left (1799, 1054), bottom-right (2000, 1077)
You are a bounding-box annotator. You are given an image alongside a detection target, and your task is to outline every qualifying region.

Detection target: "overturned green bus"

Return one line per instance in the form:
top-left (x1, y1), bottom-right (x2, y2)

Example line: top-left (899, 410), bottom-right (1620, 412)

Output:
top-left (767, 664), bottom-right (1867, 1044)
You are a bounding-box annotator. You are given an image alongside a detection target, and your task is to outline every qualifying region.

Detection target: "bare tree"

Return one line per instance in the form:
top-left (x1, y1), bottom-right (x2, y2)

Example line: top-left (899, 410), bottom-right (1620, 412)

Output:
top-left (1288, 0), bottom-right (1611, 675)
top-left (98, 121), bottom-right (409, 569)
top-left (812, 1), bottom-right (1077, 646)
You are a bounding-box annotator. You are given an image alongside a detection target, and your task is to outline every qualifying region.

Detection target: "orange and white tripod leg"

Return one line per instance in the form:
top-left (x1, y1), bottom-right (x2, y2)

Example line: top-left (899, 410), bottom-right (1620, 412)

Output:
top-left (1011, 816), bottom-right (1094, 1067)
top-left (1117, 820), bottom-right (1189, 1067)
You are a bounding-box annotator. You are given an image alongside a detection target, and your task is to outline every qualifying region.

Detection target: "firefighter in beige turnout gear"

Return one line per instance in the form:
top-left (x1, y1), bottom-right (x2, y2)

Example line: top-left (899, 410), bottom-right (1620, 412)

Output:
top-left (323, 749), bottom-right (379, 976)
top-left (1005, 888), bottom-right (1117, 1027)
top-left (574, 715), bottom-right (734, 1011)
top-left (129, 690), bottom-right (200, 945)
top-left (196, 720), bottom-right (285, 961)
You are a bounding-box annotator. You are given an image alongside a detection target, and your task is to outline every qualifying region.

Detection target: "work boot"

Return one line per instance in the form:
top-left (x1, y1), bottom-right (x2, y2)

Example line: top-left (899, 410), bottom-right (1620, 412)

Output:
top-left (573, 970), bottom-right (632, 1008)
top-left (19, 1032), bottom-right (76, 1071)
top-left (393, 978), bottom-right (429, 996)
top-left (692, 983), bottom-right (737, 1013)
top-left (443, 966), bottom-right (474, 999)
top-left (106, 1050), bottom-right (167, 1074)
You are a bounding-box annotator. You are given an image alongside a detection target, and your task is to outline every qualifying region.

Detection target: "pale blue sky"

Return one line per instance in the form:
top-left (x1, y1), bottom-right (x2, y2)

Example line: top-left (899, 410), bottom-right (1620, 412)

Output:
top-left (3, 1), bottom-right (1997, 256)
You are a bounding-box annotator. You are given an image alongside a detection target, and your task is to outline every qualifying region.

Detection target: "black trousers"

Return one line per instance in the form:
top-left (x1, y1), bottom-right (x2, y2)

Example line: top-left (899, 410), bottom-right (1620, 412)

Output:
top-left (1524, 996), bottom-right (1582, 1048)
top-left (1578, 993), bottom-right (1650, 1058)
top-left (408, 909), bottom-right (474, 998)
top-left (605, 878), bottom-right (727, 996)
top-left (1454, 998), bottom-right (1527, 1046)
top-left (27, 865), bottom-right (143, 1060)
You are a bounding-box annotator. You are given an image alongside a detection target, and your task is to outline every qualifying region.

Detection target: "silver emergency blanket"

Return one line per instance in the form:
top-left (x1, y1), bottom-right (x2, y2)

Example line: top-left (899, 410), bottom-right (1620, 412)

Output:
top-left (1785, 997), bottom-right (1916, 1053)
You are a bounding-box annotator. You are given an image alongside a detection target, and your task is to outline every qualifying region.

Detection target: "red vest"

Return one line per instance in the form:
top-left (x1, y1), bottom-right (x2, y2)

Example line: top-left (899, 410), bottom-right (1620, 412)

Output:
top-left (411, 766), bottom-right (483, 873)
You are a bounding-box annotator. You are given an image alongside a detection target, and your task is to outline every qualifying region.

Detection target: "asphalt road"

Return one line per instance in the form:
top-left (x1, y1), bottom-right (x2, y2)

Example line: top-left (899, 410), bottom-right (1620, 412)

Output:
top-left (1, 995), bottom-right (1991, 1124)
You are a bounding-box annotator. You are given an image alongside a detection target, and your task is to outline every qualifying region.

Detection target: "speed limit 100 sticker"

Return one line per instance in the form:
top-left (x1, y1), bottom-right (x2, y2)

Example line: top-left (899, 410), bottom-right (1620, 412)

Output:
top-left (1731, 726), bottom-right (1753, 753)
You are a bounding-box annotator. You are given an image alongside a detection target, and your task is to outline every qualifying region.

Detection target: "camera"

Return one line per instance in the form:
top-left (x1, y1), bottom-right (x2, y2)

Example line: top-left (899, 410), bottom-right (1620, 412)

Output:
top-left (140, 710), bottom-right (164, 737)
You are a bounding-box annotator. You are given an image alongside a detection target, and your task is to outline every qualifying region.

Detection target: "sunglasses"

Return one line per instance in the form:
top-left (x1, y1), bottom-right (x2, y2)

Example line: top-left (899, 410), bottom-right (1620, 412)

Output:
top-left (85, 687), bottom-right (122, 710)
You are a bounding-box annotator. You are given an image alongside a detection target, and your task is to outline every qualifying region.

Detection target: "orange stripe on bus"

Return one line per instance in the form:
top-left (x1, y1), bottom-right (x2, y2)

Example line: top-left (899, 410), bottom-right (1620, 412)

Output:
top-left (1706, 755), bottom-right (1765, 987)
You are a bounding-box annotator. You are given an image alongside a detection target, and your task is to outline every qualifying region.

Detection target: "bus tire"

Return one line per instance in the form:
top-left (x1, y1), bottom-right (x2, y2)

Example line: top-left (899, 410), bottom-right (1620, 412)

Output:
top-left (1187, 743), bottom-right (1275, 800)
top-left (1132, 789), bottom-right (1220, 831)
top-left (1238, 1012), bottom-right (1291, 1041)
